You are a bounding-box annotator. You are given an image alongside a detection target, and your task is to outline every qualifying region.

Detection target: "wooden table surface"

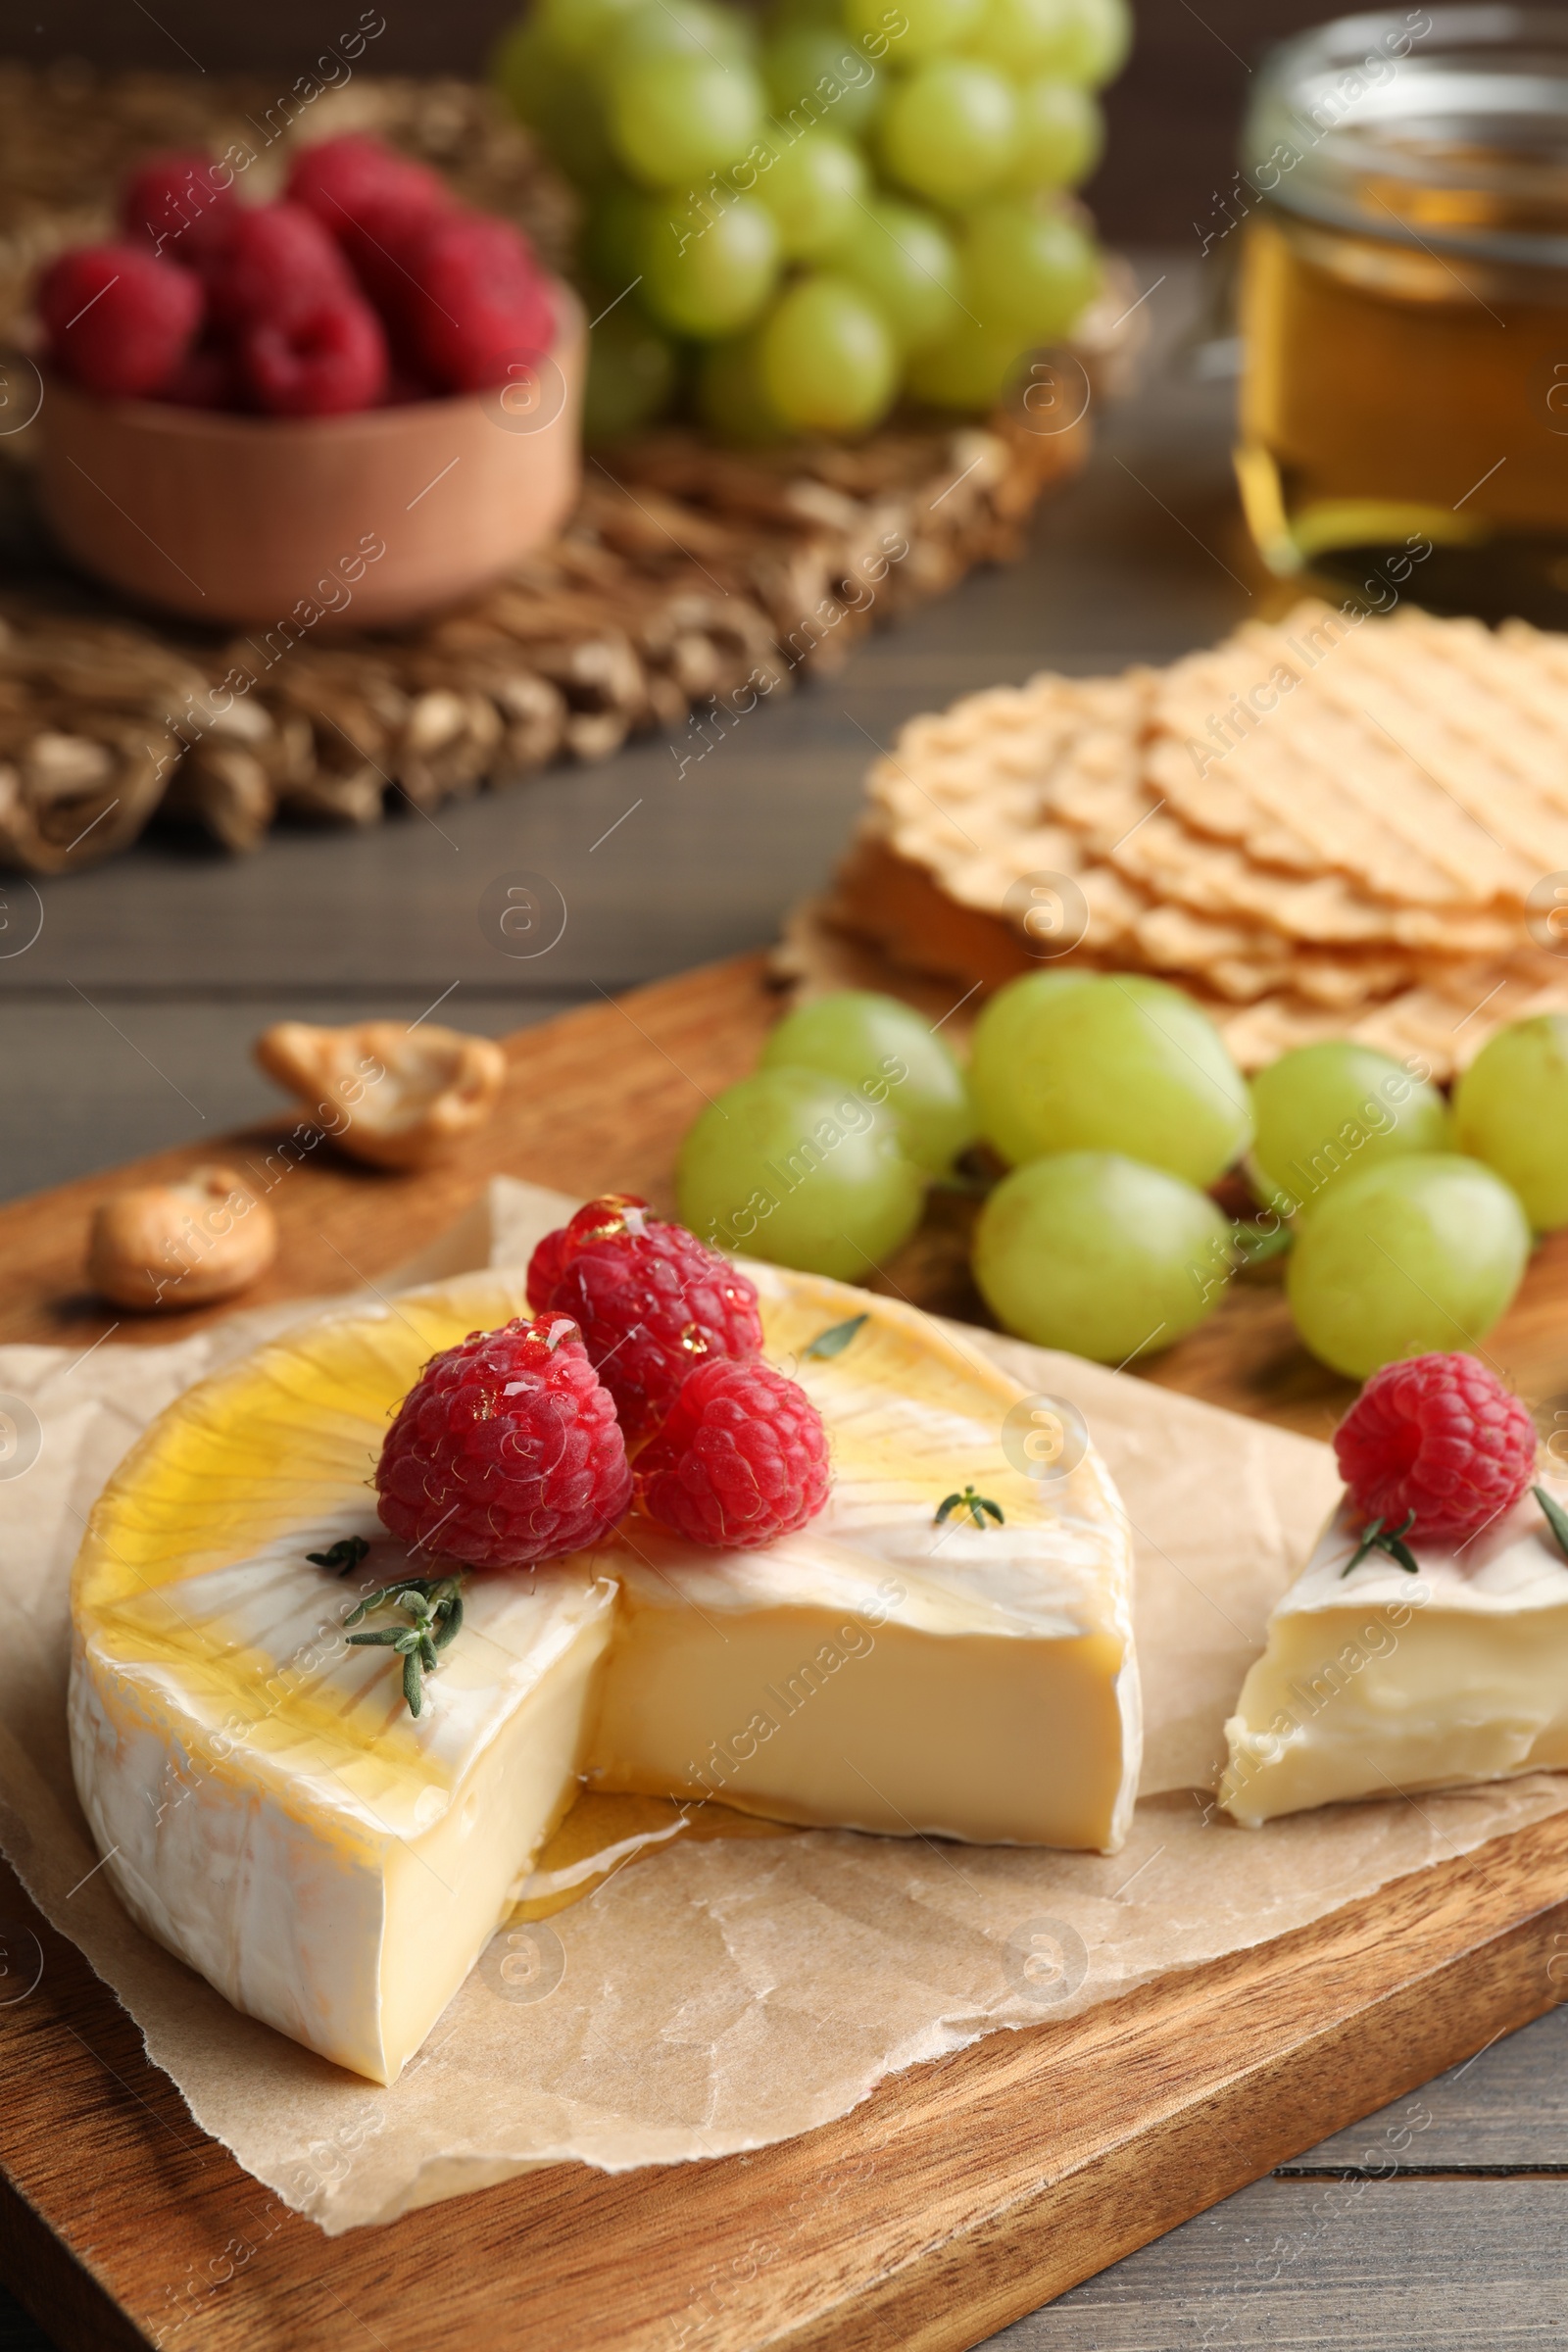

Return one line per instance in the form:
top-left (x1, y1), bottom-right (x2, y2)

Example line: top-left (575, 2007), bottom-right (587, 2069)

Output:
top-left (3, 264), bottom-right (1566, 2348)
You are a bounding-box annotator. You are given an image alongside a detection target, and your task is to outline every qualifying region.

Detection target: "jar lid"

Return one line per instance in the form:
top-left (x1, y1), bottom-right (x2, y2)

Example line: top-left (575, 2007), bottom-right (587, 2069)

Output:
top-left (1246, 5), bottom-right (1568, 269)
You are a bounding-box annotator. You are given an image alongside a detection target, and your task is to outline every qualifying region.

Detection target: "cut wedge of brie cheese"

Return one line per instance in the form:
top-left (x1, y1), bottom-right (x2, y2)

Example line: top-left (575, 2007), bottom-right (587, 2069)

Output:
top-left (71, 1262), bottom-right (1138, 2083)
top-left (1221, 1490), bottom-right (1568, 1827)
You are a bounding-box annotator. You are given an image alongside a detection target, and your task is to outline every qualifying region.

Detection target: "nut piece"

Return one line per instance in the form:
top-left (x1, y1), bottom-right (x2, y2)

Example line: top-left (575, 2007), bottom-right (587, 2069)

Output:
top-left (87, 1164), bottom-right (278, 1312)
top-left (254, 1019), bottom-right (507, 1170)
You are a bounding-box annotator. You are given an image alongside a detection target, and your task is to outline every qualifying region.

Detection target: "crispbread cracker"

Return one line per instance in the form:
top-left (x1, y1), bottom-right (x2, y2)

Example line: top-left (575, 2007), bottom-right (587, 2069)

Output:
top-left (1047, 759), bottom-right (1519, 955)
top-left (1150, 602), bottom-right (1568, 908)
top-left (808, 598), bottom-right (1568, 1057)
top-left (858, 660), bottom-right (1446, 1005)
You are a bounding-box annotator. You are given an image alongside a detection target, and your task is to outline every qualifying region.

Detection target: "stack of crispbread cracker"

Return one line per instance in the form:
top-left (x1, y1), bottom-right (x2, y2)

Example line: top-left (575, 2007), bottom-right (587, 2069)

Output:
top-left (783, 600), bottom-right (1568, 1078)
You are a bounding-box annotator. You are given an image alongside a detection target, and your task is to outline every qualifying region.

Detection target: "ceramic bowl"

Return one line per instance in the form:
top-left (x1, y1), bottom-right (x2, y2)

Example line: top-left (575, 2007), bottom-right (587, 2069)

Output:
top-left (34, 281), bottom-right (584, 631)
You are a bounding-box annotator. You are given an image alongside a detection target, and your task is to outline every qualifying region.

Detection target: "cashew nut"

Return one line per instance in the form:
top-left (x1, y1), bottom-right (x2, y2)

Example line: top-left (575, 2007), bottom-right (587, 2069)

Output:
top-left (87, 1164), bottom-right (278, 1311)
top-left (254, 1019), bottom-right (507, 1170)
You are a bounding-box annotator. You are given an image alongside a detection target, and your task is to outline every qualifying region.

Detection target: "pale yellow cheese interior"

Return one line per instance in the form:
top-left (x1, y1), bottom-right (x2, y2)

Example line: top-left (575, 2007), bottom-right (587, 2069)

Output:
top-left (593, 1539), bottom-right (1132, 1846)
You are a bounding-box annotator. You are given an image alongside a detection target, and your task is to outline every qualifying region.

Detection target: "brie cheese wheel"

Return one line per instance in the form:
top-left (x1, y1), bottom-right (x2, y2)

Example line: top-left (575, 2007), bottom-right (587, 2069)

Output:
top-left (1221, 1490), bottom-right (1568, 1827)
top-left (71, 1263), bottom-right (1138, 2083)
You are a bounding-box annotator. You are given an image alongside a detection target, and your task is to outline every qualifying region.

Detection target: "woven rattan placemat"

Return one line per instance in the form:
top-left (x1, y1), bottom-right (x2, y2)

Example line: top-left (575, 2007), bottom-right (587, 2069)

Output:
top-left (0, 66), bottom-right (1132, 874)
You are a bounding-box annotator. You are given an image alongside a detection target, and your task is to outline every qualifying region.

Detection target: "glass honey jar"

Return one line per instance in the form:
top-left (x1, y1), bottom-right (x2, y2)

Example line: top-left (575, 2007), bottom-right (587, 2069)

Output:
top-left (1235, 6), bottom-right (1568, 617)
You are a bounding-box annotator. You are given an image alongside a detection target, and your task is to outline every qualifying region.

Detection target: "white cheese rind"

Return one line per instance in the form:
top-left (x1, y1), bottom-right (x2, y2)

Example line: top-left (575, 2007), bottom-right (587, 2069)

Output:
top-left (70, 1521), bottom-right (616, 2083)
top-left (1221, 1493), bottom-right (1568, 1827)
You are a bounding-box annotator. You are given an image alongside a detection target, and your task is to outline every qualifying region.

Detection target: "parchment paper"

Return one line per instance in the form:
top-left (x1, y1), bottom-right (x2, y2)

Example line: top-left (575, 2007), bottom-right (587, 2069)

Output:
top-left (4, 1176), bottom-right (1567, 2234)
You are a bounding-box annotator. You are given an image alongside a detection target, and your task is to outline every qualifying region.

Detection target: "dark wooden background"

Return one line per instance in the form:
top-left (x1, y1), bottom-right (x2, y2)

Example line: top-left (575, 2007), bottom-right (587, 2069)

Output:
top-left (0, 0), bottom-right (1337, 243)
top-left (9, 1), bottom-right (1568, 2343)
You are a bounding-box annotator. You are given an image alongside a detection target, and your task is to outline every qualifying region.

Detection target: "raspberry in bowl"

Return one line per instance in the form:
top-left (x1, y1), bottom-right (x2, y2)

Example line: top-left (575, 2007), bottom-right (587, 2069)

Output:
top-left (32, 135), bottom-right (584, 629)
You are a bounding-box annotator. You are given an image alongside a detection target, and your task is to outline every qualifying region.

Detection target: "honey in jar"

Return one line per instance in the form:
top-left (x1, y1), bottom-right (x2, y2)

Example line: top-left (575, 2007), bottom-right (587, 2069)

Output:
top-left (1235, 6), bottom-right (1568, 616)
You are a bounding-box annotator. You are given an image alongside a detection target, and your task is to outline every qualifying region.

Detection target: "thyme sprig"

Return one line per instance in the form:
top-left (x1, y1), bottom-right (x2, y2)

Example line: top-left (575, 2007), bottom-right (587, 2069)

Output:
top-left (1340, 1508), bottom-right (1419, 1578)
top-left (344, 1576), bottom-right (465, 1717)
top-left (935, 1484), bottom-right (1004, 1532)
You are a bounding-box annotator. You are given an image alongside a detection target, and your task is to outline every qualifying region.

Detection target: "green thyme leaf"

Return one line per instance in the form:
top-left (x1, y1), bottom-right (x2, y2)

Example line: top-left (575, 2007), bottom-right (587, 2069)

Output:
top-left (1533, 1485), bottom-right (1568, 1562)
top-left (1342, 1516), bottom-right (1386, 1575)
top-left (803, 1313), bottom-right (869, 1361)
top-left (934, 1484), bottom-right (1005, 1532)
top-left (1341, 1508), bottom-right (1419, 1577)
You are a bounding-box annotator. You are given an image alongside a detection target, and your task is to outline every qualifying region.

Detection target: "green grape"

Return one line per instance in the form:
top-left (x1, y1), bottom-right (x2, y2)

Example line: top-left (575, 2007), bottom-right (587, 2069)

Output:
top-left (1287, 1154), bottom-right (1530, 1380)
top-left (640, 193), bottom-right (780, 336)
top-left (696, 329), bottom-right (790, 441)
top-left (760, 991), bottom-right (977, 1174)
top-left (829, 195), bottom-right (961, 353)
top-left (1004, 78), bottom-right (1102, 191)
top-left (905, 316), bottom-right (1022, 408)
top-left (603, 0), bottom-right (757, 74)
top-left (755, 129), bottom-right (867, 258)
top-left (762, 26), bottom-right (882, 138)
top-left (968, 970), bottom-right (1252, 1186)
top-left (582, 305), bottom-right (676, 442)
top-left (973, 1150), bottom-right (1231, 1362)
top-left (530, 0), bottom-right (644, 68)
top-left (493, 21), bottom-right (618, 182)
top-left (879, 60), bottom-right (1019, 208)
top-left (967, 0), bottom-right (1127, 79)
top-left (964, 0), bottom-right (1077, 73)
top-left (760, 272), bottom-right (897, 433)
top-left (846, 0), bottom-right (985, 64)
top-left (677, 1066), bottom-right (926, 1280)
top-left (1249, 1041), bottom-right (1450, 1217)
top-left (959, 201), bottom-right (1101, 341)
top-left (1452, 1013), bottom-right (1568, 1230)
top-left (608, 54), bottom-right (765, 188)
top-left (769, 0), bottom-right (845, 27)
top-left (1057, 0), bottom-right (1132, 86)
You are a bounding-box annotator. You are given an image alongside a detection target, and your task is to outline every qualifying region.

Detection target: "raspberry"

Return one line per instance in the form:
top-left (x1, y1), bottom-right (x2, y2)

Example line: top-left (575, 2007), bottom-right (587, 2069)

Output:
top-left (525, 1194), bottom-right (658, 1312)
top-left (524, 1227), bottom-right (573, 1317)
top-left (398, 211), bottom-right (556, 392)
top-left (376, 1311), bottom-right (632, 1570)
top-left (288, 133), bottom-right (452, 314)
top-left (288, 132), bottom-right (450, 232)
top-left (526, 1197), bottom-right (763, 1441)
top-left (203, 201), bottom-right (355, 329)
top-left (161, 340), bottom-right (242, 410)
top-left (637, 1358), bottom-right (831, 1548)
top-left (239, 293), bottom-right (388, 416)
top-left (37, 243), bottom-right (203, 399)
top-left (1334, 1351), bottom-right (1538, 1545)
top-left (120, 151), bottom-right (237, 268)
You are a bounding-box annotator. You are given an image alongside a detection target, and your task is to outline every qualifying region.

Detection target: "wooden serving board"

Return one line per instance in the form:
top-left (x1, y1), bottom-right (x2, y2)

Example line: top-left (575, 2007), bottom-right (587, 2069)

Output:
top-left (4, 952), bottom-right (1568, 2352)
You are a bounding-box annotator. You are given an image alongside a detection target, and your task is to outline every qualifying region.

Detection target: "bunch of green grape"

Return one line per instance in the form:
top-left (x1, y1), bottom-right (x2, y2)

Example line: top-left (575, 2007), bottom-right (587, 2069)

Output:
top-left (676, 973), bottom-right (1563, 1382)
top-left (493, 0), bottom-right (1127, 443)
